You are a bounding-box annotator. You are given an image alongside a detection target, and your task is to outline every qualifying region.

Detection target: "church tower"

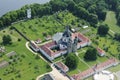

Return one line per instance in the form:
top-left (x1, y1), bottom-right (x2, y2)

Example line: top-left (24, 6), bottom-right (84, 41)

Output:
top-left (72, 36), bottom-right (78, 52)
top-left (58, 26), bottom-right (78, 53)
top-left (67, 38), bottom-right (73, 53)
top-left (62, 26), bottom-right (73, 53)
top-left (27, 8), bottom-right (31, 19)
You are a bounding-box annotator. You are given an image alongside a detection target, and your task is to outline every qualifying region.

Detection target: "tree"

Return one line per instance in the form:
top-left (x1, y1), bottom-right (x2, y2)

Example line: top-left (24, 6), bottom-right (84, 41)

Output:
top-left (115, 33), bottom-right (120, 41)
top-left (87, 13), bottom-right (98, 26)
top-left (65, 53), bottom-right (78, 69)
top-left (75, 6), bottom-right (89, 20)
top-left (0, 20), bottom-right (3, 28)
top-left (2, 35), bottom-right (12, 45)
top-left (88, 4), bottom-right (96, 13)
top-left (84, 47), bottom-right (97, 61)
top-left (118, 54), bottom-right (120, 60)
top-left (117, 13), bottom-right (120, 25)
top-left (67, 1), bottom-right (76, 12)
top-left (98, 24), bottom-right (109, 35)
top-left (97, 11), bottom-right (107, 21)
top-left (1, 15), bottom-right (11, 26)
top-left (50, 0), bottom-right (67, 12)
top-left (10, 11), bottom-right (17, 22)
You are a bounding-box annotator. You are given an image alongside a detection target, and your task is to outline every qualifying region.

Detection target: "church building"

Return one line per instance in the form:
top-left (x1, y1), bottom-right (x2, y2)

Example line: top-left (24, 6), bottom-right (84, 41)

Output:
top-left (30, 26), bottom-right (91, 61)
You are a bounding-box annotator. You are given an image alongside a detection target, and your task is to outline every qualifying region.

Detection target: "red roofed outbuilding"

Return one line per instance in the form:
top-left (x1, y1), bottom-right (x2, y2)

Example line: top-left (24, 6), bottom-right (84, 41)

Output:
top-left (96, 47), bottom-right (105, 56)
top-left (55, 62), bottom-right (69, 72)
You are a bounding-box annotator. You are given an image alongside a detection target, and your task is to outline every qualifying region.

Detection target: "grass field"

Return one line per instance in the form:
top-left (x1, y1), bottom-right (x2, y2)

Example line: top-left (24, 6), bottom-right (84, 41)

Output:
top-left (67, 47), bottom-right (108, 76)
top-left (104, 11), bottom-right (120, 33)
top-left (0, 26), bottom-right (52, 80)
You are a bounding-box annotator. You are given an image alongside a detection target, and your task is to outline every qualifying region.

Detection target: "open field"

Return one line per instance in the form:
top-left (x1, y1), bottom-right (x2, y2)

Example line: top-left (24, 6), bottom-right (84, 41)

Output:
top-left (104, 11), bottom-right (120, 33)
top-left (0, 28), bottom-right (51, 80)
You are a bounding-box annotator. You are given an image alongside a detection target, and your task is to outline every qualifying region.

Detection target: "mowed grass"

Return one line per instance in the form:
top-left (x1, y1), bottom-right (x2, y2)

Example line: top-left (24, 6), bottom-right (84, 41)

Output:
top-left (67, 59), bottom-right (89, 76)
top-left (67, 47), bottom-right (108, 76)
top-left (78, 48), bottom-right (108, 66)
top-left (0, 28), bottom-right (51, 80)
top-left (104, 11), bottom-right (120, 33)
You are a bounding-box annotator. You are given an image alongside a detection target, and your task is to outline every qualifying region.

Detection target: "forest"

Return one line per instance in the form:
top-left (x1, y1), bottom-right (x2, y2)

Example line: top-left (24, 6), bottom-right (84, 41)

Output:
top-left (0, 0), bottom-right (120, 29)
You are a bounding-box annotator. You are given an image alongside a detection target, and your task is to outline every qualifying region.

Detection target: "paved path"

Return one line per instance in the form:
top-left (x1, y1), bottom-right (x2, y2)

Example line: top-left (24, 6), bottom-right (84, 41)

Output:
top-left (26, 42), bottom-right (37, 55)
top-left (75, 52), bottom-right (91, 68)
top-left (36, 64), bottom-right (70, 80)
top-left (38, 40), bottom-right (52, 46)
top-left (25, 42), bottom-right (70, 80)
top-left (81, 29), bottom-right (91, 34)
top-left (50, 64), bottom-right (69, 80)
top-left (25, 42), bottom-right (49, 64)
top-left (110, 29), bottom-right (115, 34)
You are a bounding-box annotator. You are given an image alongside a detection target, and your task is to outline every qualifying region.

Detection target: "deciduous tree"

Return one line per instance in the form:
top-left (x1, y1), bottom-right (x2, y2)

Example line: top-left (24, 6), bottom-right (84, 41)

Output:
top-left (84, 47), bottom-right (97, 61)
top-left (2, 35), bottom-right (12, 45)
top-left (98, 24), bottom-right (109, 35)
top-left (65, 53), bottom-right (78, 69)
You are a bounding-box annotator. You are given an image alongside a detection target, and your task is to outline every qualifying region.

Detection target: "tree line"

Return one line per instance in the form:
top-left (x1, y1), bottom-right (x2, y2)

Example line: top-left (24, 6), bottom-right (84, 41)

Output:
top-left (0, 0), bottom-right (120, 28)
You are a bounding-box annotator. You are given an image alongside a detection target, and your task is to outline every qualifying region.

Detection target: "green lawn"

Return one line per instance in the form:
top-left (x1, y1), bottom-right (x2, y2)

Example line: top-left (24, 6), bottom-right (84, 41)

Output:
top-left (67, 47), bottom-right (108, 76)
top-left (104, 11), bottom-right (120, 33)
top-left (67, 59), bottom-right (89, 76)
top-left (0, 28), bottom-right (51, 80)
top-left (78, 49), bottom-right (108, 66)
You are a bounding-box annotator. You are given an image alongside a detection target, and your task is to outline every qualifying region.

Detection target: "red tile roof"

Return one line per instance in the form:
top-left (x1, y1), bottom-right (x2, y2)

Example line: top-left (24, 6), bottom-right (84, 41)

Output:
top-left (72, 58), bottom-right (118, 80)
top-left (94, 58), bottom-right (117, 71)
top-left (40, 32), bottom-right (91, 58)
top-left (44, 41), bottom-right (56, 48)
top-left (30, 41), bottom-right (39, 49)
top-left (72, 68), bottom-right (94, 80)
top-left (72, 32), bottom-right (91, 46)
top-left (35, 38), bottom-right (42, 44)
top-left (40, 41), bottom-right (56, 57)
top-left (96, 47), bottom-right (105, 55)
top-left (40, 41), bottom-right (65, 57)
top-left (55, 62), bottom-right (69, 72)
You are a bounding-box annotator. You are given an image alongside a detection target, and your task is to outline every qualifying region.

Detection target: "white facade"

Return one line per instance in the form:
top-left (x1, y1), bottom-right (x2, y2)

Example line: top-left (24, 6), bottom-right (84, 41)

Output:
top-left (27, 8), bottom-right (31, 19)
top-left (30, 43), bottom-right (39, 52)
top-left (39, 47), bottom-right (67, 61)
top-left (39, 48), bottom-right (54, 60)
top-left (59, 44), bottom-right (67, 50)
